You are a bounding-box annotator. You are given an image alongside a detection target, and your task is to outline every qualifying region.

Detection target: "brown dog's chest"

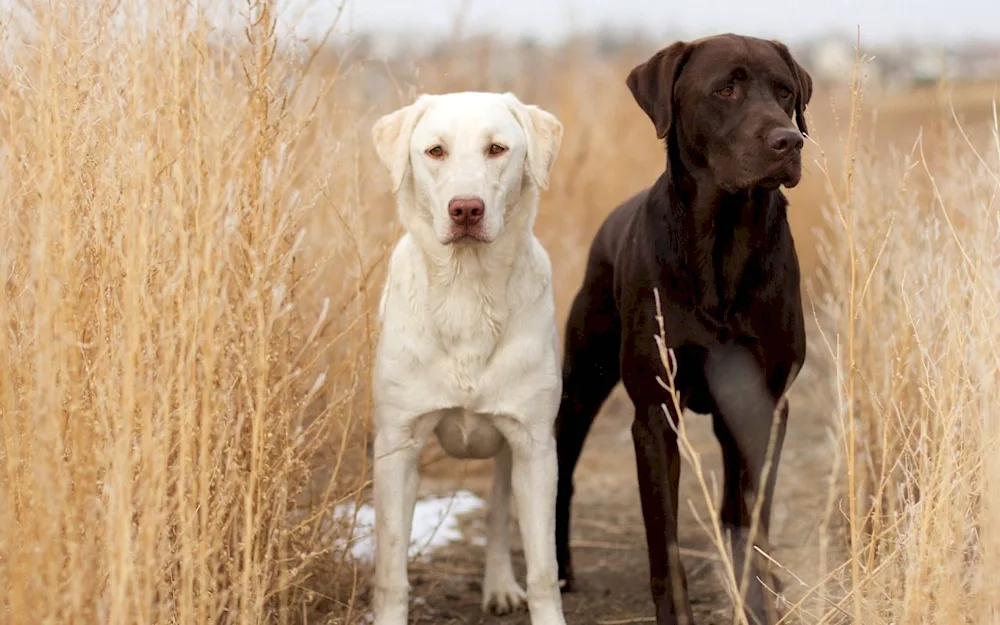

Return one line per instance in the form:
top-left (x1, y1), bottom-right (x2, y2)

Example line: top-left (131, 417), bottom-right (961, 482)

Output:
top-left (614, 185), bottom-right (801, 375)
top-left (691, 216), bottom-right (767, 335)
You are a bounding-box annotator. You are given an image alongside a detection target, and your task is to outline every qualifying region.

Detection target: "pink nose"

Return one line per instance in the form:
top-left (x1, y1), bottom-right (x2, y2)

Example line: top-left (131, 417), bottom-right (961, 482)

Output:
top-left (448, 196), bottom-right (485, 227)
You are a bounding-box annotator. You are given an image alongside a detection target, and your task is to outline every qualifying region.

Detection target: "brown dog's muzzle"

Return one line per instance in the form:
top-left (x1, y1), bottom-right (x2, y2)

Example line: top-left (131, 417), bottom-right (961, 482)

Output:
top-left (767, 128), bottom-right (804, 156)
top-left (755, 125), bottom-right (804, 189)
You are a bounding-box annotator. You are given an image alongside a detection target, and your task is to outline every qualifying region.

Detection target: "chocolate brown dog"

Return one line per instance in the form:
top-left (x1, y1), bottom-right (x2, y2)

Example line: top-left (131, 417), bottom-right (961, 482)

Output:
top-left (554, 34), bottom-right (812, 625)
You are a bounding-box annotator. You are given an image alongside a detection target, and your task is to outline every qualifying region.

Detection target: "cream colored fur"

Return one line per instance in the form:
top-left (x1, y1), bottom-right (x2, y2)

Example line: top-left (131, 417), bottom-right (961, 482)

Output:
top-left (369, 91), bottom-right (566, 625)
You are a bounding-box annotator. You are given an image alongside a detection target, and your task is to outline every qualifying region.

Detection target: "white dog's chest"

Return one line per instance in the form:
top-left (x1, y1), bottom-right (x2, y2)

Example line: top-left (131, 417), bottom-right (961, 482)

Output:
top-left (400, 318), bottom-right (521, 410)
top-left (376, 297), bottom-right (557, 415)
top-left (428, 286), bottom-right (507, 393)
top-left (374, 235), bottom-right (560, 426)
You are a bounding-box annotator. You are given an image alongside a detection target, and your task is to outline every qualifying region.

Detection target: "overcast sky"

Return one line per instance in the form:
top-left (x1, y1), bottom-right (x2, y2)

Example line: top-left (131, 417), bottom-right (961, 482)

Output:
top-left (283, 0), bottom-right (1000, 46)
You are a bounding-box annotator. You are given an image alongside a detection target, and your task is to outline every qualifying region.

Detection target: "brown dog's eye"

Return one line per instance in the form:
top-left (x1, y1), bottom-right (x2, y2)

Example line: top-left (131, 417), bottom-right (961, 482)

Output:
top-left (488, 143), bottom-right (508, 156)
top-left (426, 145), bottom-right (445, 158)
top-left (778, 86), bottom-right (793, 98)
top-left (716, 85), bottom-right (735, 98)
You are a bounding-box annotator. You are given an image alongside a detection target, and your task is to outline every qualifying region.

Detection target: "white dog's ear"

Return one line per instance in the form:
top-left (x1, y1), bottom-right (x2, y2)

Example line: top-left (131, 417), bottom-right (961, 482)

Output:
top-left (504, 93), bottom-right (563, 191)
top-left (372, 96), bottom-right (430, 193)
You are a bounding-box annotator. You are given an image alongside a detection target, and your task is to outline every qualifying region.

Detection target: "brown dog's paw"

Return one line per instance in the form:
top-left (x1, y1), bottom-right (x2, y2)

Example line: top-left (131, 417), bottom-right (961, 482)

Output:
top-left (558, 576), bottom-right (575, 593)
top-left (557, 557), bottom-right (575, 593)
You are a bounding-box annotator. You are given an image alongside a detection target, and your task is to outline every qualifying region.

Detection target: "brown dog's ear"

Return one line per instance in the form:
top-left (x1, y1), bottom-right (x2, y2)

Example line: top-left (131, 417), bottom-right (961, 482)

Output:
top-left (770, 40), bottom-right (813, 136)
top-left (626, 42), bottom-right (692, 140)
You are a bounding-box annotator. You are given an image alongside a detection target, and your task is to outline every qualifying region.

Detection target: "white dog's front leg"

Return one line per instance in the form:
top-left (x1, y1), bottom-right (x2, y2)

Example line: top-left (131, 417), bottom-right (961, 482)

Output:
top-left (373, 427), bottom-right (425, 625)
top-left (510, 430), bottom-right (566, 625)
top-left (482, 442), bottom-right (527, 615)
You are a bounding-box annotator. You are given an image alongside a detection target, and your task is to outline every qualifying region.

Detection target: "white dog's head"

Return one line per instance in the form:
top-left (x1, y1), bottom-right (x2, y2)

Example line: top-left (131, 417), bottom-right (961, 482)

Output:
top-left (371, 91), bottom-right (563, 246)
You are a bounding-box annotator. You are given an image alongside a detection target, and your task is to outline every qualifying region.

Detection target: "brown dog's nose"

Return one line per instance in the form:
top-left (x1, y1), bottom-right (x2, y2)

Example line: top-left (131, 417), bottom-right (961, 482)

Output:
top-left (448, 196), bottom-right (485, 226)
top-left (767, 128), bottom-right (804, 155)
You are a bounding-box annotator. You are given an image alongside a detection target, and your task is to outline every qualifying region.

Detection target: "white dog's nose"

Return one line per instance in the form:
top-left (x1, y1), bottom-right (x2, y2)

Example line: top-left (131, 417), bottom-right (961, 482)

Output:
top-left (448, 196), bottom-right (485, 227)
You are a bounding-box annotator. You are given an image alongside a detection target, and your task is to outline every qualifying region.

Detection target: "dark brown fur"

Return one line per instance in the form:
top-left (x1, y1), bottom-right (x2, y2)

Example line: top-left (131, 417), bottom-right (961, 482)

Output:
top-left (554, 34), bottom-right (813, 625)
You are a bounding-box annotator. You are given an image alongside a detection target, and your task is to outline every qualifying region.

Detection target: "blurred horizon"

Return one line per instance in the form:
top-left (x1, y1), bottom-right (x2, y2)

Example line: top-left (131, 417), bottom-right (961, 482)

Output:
top-left (279, 0), bottom-right (1000, 47)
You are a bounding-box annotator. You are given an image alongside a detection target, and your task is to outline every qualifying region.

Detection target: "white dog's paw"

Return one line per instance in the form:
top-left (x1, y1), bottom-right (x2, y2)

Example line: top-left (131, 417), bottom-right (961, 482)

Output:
top-left (481, 573), bottom-right (527, 615)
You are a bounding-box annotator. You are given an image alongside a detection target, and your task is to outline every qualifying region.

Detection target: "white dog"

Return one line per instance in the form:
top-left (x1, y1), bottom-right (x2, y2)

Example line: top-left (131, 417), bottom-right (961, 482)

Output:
top-left (369, 91), bottom-right (566, 625)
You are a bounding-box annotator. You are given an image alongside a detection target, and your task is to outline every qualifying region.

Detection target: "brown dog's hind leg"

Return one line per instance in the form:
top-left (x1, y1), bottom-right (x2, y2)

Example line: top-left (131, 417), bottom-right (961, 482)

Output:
top-left (554, 283), bottom-right (621, 592)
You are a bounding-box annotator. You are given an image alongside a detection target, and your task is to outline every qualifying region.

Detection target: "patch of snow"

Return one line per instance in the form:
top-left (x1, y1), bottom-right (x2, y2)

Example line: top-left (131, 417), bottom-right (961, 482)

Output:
top-left (333, 490), bottom-right (486, 563)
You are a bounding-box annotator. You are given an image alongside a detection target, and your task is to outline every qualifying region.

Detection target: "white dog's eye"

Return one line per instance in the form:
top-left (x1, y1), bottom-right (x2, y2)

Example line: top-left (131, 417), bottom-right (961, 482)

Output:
top-left (487, 143), bottom-right (508, 157)
top-left (426, 145), bottom-right (446, 159)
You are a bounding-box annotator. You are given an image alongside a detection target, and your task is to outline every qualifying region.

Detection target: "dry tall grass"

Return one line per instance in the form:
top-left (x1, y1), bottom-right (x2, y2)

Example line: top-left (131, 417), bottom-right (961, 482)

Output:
top-left (814, 58), bottom-right (1000, 624)
top-left (0, 2), bottom-right (373, 623)
top-left (2, 2), bottom-right (999, 624)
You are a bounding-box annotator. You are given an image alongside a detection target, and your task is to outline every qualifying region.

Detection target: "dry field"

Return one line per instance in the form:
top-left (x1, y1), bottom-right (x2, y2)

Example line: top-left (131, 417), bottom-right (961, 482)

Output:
top-left (1, 2), bottom-right (998, 624)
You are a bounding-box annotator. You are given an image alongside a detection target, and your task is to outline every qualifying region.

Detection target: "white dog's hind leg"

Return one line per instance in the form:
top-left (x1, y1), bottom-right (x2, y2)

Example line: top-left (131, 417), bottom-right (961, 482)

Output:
top-left (510, 424), bottom-right (567, 625)
top-left (373, 427), bottom-right (425, 625)
top-left (482, 442), bottom-right (527, 615)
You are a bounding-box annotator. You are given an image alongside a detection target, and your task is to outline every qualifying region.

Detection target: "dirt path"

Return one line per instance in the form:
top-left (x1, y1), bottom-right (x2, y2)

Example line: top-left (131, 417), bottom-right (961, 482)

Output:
top-left (408, 329), bottom-right (841, 625)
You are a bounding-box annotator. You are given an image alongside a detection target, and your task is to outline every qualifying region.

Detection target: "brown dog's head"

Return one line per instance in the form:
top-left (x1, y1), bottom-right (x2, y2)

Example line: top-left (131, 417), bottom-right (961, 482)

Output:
top-left (627, 33), bottom-right (813, 192)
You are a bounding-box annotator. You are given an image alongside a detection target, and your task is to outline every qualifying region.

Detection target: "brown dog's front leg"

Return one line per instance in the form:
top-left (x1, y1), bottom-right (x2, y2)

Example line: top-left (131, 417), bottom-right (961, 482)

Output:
top-left (706, 346), bottom-right (794, 625)
top-left (631, 405), bottom-right (695, 625)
